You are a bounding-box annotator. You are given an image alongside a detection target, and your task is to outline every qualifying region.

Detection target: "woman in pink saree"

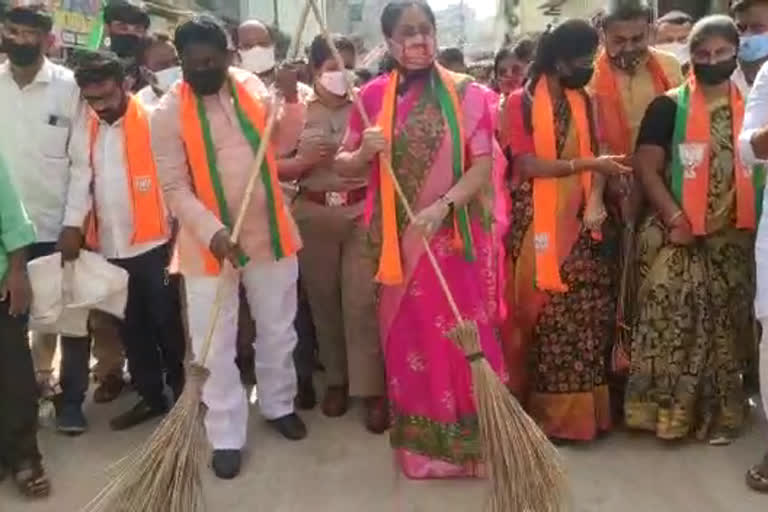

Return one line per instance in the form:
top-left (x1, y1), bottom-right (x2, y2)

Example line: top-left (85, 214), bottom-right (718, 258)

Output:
top-left (336, 1), bottom-right (506, 479)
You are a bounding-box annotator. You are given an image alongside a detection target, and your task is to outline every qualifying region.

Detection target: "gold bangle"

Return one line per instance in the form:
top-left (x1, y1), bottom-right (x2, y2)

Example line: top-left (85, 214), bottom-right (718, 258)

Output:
top-left (667, 210), bottom-right (684, 226)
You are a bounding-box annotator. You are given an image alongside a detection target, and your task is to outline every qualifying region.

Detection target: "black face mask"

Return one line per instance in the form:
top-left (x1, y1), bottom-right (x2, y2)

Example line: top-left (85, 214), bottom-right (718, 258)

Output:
top-left (110, 34), bottom-right (141, 58)
top-left (184, 67), bottom-right (227, 96)
top-left (560, 66), bottom-right (595, 89)
top-left (5, 40), bottom-right (41, 66)
top-left (609, 49), bottom-right (647, 73)
top-left (693, 58), bottom-right (738, 86)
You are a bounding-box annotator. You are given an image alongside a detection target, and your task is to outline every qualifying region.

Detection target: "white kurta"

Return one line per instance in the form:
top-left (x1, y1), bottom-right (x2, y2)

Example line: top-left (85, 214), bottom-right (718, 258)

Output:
top-left (736, 61), bottom-right (768, 419)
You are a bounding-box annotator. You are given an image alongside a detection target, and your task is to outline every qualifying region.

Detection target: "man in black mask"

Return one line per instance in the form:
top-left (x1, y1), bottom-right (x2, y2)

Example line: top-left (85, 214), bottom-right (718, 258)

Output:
top-left (0, 5), bottom-right (97, 436)
top-left (103, 0), bottom-right (150, 91)
top-left (151, 15), bottom-right (307, 480)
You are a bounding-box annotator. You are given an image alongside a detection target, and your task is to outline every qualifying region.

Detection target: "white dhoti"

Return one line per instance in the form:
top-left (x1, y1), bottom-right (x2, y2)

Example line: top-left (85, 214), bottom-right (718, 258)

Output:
top-left (184, 255), bottom-right (299, 450)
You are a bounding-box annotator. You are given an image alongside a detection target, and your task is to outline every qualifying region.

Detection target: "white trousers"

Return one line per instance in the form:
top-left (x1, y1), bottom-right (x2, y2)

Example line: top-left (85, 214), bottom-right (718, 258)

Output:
top-left (185, 256), bottom-right (299, 450)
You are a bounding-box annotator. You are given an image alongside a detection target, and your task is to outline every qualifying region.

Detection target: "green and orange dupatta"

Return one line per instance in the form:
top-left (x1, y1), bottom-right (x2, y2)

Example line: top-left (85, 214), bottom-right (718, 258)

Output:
top-left (375, 64), bottom-right (474, 286)
top-left (180, 73), bottom-right (295, 274)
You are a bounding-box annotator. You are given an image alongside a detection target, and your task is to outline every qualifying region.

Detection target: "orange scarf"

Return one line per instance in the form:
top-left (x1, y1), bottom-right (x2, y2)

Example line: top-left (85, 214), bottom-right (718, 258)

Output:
top-left (670, 78), bottom-right (760, 235)
top-left (179, 72), bottom-right (295, 275)
top-left (375, 65), bottom-right (469, 285)
top-left (86, 95), bottom-right (168, 249)
top-left (531, 77), bottom-right (595, 292)
top-left (593, 49), bottom-right (672, 154)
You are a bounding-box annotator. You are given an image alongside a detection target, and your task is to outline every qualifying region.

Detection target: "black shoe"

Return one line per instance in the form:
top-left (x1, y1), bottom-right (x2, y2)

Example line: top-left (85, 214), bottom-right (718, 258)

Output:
top-left (212, 449), bottom-right (241, 479)
top-left (268, 413), bottom-right (307, 441)
top-left (110, 399), bottom-right (168, 431)
top-left (56, 402), bottom-right (87, 436)
top-left (295, 376), bottom-right (317, 410)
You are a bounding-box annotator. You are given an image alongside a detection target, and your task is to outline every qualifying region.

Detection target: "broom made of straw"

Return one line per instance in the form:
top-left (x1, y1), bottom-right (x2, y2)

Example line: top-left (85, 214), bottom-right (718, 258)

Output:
top-left (306, 1), bottom-right (567, 510)
top-left (81, 9), bottom-right (313, 512)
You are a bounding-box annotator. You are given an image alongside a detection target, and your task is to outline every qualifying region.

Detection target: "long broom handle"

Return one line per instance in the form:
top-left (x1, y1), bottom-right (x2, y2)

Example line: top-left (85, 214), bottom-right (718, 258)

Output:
top-left (289, 0), bottom-right (312, 61)
top-left (308, 0), bottom-right (465, 325)
top-left (198, 6), bottom-right (313, 366)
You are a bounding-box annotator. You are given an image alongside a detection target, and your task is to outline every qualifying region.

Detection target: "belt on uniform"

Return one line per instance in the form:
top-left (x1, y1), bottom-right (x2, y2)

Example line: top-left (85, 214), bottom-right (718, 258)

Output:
top-left (299, 186), bottom-right (367, 207)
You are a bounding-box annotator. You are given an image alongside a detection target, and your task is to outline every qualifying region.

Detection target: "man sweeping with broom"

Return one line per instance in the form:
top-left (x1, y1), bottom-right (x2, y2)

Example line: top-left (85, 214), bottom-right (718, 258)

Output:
top-left (150, 15), bottom-right (307, 480)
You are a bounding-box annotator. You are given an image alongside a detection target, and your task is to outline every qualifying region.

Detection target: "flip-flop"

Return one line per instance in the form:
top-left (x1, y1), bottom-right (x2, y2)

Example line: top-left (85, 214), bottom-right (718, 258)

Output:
top-left (746, 454), bottom-right (768, 493)
top-left (13, 459), bottom-right (50, 499)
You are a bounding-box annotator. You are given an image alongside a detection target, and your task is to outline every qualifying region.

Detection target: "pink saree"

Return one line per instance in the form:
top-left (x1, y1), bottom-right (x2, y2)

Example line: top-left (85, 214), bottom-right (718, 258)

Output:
top-left (344, 73), bottom-right (507, 479)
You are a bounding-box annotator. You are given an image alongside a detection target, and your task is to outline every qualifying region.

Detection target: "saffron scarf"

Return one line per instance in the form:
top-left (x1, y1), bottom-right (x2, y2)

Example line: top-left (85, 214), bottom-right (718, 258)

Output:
top-left (179, 73), bottom-right (295, 274)
top-left (86, 95), bottom-right (168, 249)
top-left (531, 76), bottom-right (595, 292)
top-left (375, 64), bottom-right (473, 285)
top-left (593, 49), bottom-right (672, 154)
top-left (670, 78), bottom-right (763, 235)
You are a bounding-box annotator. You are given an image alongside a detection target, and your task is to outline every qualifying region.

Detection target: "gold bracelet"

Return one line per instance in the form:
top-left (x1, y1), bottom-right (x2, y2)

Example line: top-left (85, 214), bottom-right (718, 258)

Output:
top-left (569, 159), bottom-right (576, 173)
top-left (667, 210), bottom-right (684, 226)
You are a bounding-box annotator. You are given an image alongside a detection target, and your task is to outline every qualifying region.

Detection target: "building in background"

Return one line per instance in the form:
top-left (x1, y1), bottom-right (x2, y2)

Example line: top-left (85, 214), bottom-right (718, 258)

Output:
top-left (7, 0), bottom-right (197, 49)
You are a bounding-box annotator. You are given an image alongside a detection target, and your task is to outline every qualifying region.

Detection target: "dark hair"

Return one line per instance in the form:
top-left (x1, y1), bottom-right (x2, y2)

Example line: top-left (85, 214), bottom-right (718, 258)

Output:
top-left (73, 50), bottom-right (125, 88)
top-left (601, 0), bottom-right (652, 29)
top-left (529, 18), bottom-right (599, 79)
top-left (174, 15), bottom-right (229, 56)
top-left (732, 0), bottom-right (768, 14)
top-left (355, 68), bottom-right (373, 84)
top-left (495, 36), bottom-right (536, 77)
top-left (7, 5), bottom-right (53, 33)
top-left (381, 1), bottom-right (436, 38)
top-left (137, 33), bottom-right (173, 66)
top-left (656, 10), bottom-right (693, 26)
top-left (103, 1), bottom-right (150, 29)
top-left (688, 15), bottom-right (739, 53)
top-left (438, 47), bottom-right (465, 67)
top-left (378, 52), bottom-right (397, 74)
top-left (308, 34), bottom-right (355, 69)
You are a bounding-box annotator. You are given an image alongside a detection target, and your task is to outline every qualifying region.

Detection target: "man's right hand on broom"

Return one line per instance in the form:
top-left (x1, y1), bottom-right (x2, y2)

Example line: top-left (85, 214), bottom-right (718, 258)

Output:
top-left (210, 228), bottom-right (242, 268)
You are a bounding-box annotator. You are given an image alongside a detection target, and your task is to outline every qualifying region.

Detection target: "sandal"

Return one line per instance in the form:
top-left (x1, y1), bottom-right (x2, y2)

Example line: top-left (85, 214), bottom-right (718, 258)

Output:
top-left (746, 454), bottom-right (768, 493)
top-left (13, 459), bottom-right (51, 498)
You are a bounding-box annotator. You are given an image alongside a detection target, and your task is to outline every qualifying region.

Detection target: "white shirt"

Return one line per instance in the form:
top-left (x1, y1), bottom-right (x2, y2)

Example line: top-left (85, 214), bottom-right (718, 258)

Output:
top-left (0, 58), bottom-right (84, 242)
top-left (68, 113), bottom-right (168, 260)
top-left (733, 67), bottom-right (750, 97)
top-left (737, 61), bottom-right (768, 319)
top-left (136, 85), bottom-right (162, 110)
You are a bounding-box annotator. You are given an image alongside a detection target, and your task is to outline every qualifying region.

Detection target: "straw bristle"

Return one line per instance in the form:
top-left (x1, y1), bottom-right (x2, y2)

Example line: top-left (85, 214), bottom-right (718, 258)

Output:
top-left (80, 364), bottom-right (211, 512)
top-left (448, 320), bottom-right (569, 512)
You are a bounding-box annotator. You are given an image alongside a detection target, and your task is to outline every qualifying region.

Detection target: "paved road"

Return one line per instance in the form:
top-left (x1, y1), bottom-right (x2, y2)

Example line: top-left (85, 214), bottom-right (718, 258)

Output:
top-left (2, 392), bottom-right (766, 512)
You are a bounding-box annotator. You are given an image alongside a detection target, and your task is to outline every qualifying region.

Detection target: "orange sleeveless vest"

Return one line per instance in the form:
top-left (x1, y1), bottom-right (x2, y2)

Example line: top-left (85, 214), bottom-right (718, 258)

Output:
top-left (86, 95), bottom-right (168, 250)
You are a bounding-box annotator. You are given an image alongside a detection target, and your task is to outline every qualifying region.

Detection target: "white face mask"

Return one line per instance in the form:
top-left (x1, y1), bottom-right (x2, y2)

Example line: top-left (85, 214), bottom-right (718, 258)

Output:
top-left (318, 70), bottom-right (349, 97)
top-left (655, 42), bottom-right (690, 64)
top-left (239, 46), bottom-right (275, 74)
top-left (154, 66), bottom-right (182, 93)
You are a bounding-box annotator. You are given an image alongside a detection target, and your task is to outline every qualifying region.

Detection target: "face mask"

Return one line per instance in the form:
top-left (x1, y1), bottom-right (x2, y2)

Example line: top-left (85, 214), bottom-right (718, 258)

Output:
top-left (4, 40), bottom-right (41, 66)
top-left (656, 42), bottom-right (690, 64)
top-left (154, 66), bottom-right (182, 93)
top-left (184, 67), bottom-right (227, 96)
top-left (560, 66), bottom-right (595, 89)
top-left (609, 49), bottom-right (647, 72)
top-left (239, 46), bottom-right (275, 74)
top-left (388, 35), bottom-right (436, 71)
top-left (318, 70), bottom-right (349, 97)
top-left (693, 58), bottom-right (738, 86)
top-left (740, 33), bottom-right (768, 63)
top-left (110, 34), bottom-right (142, 58)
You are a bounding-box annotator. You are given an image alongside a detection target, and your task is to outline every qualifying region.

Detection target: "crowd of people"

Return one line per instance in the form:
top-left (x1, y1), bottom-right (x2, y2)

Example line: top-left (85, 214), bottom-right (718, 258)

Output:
top-left (0, 0), bottom-right (767, 502)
